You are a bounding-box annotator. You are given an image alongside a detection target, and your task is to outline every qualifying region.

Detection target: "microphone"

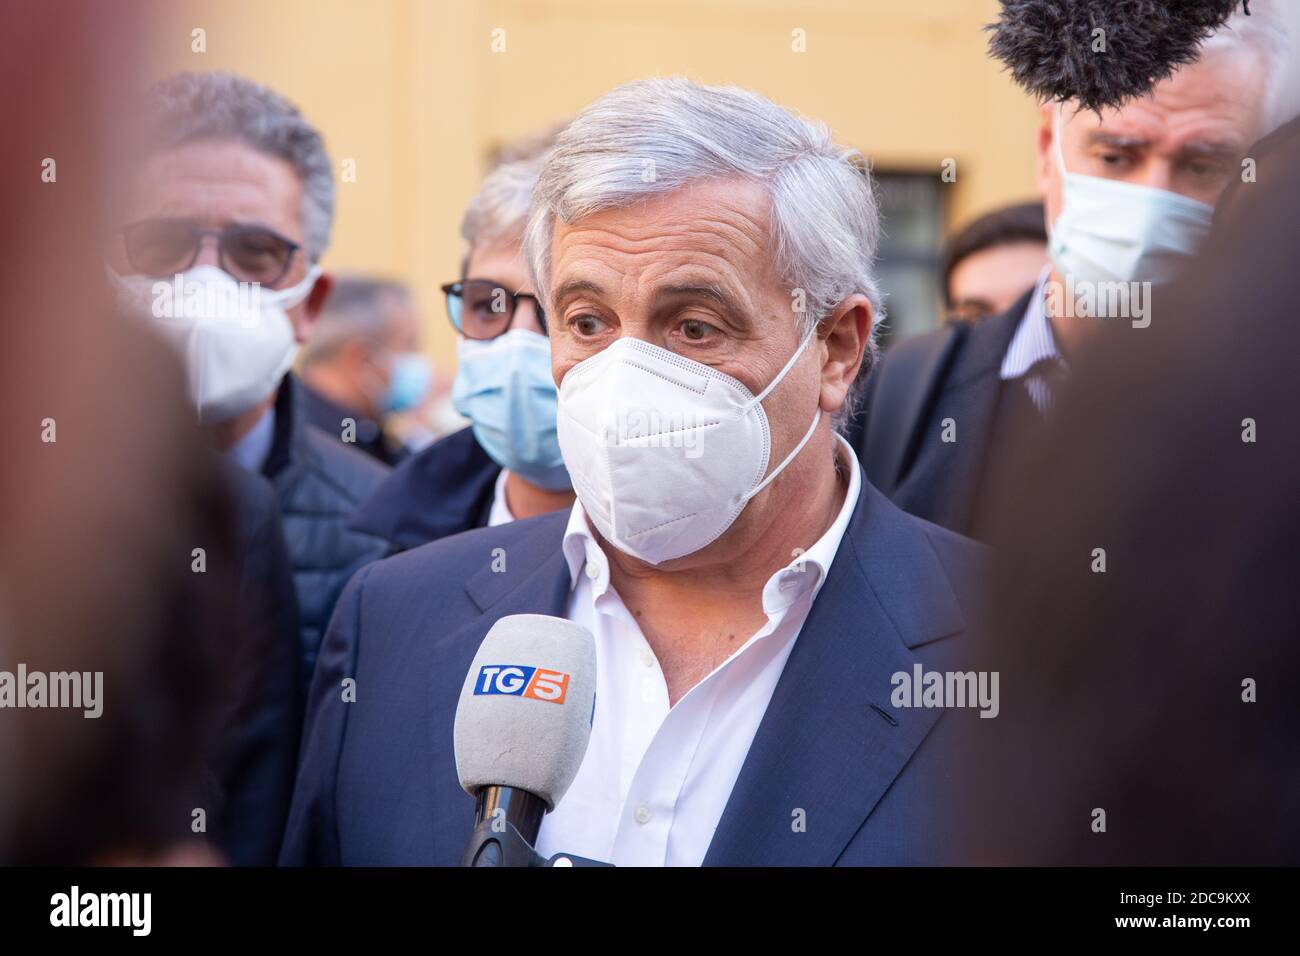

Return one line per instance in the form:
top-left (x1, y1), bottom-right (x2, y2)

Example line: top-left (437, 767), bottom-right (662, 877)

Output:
top-left (986, 0), bottom-right (1246, 113)
top-left (453, 614), bottom-right (598, 867)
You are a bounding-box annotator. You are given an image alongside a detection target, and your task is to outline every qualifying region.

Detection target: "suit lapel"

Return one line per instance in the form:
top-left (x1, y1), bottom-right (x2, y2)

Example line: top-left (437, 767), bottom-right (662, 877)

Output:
top-left (703, 484), bottom-right (966, 866)
top-left (922, 300), bottom-right (1027, 534)
top-left (424, 514), bottom-right (573, 864)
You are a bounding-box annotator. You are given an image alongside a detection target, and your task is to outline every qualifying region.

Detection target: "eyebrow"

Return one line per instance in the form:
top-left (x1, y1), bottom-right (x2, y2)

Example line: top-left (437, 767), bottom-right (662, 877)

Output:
top-left (551, 278), bottom-right (606, 306)
top-left (1086, 131), bottom-right (1241, 160)
top-left (651, 282), bottom-right (747, 319)
top-left (1177, 140), bottom-right (1242, 161)
top-left (1085, 132), bottom-right (1151, 150)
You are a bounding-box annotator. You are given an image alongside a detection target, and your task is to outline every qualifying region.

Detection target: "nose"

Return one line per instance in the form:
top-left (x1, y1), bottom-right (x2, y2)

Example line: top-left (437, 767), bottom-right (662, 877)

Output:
top-left (193, 233), bottom-right (222, 269)
top-left (1140, 159), bottom-right (1175, 193)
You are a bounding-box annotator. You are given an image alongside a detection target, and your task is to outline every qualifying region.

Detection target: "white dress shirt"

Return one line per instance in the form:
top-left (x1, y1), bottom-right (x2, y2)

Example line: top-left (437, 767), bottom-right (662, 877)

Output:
top-left (534, 434), bottom-right (862, 866)
top-left (486, 469), bottom-right (515, 527)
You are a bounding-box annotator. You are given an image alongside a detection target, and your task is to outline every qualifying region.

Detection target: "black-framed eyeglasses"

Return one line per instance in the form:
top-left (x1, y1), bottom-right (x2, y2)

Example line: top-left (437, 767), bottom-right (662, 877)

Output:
top-left (120, 218), bottom-right (303, 287)
top-left (441, 279), bottom-right (547, 340)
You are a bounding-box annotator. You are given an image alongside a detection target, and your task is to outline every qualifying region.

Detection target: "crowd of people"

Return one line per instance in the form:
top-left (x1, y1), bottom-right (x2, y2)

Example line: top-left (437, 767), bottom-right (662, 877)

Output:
top-left (2, 0), bottom-right (1296, 866)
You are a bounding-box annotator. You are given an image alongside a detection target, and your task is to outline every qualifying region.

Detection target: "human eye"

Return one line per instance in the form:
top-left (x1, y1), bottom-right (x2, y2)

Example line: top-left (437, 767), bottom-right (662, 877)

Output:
top-left (677, 317), bottom-right (719, 343)
top-left (567, 312), bottom-right (610, 338)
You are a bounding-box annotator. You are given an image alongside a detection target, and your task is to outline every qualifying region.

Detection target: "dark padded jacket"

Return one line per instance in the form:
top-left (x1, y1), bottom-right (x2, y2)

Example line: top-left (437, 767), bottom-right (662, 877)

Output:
top-left (262, 375), bottom-right (390, 691)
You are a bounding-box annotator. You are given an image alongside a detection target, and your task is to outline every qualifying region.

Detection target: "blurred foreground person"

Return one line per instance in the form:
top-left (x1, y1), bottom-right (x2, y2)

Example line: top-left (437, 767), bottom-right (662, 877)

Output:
top-left (297, 276), bottom-right (430, 467)
top-left (1, 2), bottom-right (243, 863)
top-left (352, 153), bottom-right (574, 552)
top-left (941, 201), bottom-right (1047, 323)
top-left (108, 71), bottom-right (389, 688)
top-left (959, 114), bottom-right (1300, 865)
top-left (855, 5), bottom-right (1291, 539)
top-left (2, 324), bottom-right (243, 866)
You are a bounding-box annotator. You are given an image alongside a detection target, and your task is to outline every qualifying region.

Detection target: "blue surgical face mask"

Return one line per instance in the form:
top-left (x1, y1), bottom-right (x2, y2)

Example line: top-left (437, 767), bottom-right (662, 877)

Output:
top-left (451, 328), bottom-right (571, 491)
top-left (1049, 108), bottom-right (1214, 286)
top-left (385, 351), bottom-right (433, 413)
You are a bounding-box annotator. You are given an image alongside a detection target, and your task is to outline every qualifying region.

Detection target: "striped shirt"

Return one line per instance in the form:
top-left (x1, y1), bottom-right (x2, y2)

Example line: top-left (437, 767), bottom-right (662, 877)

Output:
top-left (999, 268), bottom-right (1069, 416)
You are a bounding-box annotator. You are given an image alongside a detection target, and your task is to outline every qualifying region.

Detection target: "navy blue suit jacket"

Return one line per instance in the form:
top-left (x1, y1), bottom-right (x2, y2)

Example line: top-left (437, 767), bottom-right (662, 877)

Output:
top-left (350, 426), bottom-right (500, 554)
top-left (847, 295), bottom-right (1030, 538)
top-left (280, 478), bottom-right (987, 866)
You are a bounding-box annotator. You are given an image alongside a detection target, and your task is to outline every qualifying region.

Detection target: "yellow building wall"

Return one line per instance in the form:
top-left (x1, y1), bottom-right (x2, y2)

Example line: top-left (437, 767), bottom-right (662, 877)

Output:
top-left (151, 0), bottom-right (1041, 374)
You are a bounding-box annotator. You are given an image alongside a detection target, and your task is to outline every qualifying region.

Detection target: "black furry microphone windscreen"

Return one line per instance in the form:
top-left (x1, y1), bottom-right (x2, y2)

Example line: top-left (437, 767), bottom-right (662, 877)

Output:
top-left (987, 0), bottom-right (1248, 112)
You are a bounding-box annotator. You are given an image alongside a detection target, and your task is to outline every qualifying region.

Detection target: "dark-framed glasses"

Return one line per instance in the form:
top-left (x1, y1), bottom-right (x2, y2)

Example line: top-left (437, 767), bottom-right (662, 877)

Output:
top-left (120, 218), bottom-right (302, 287)
top-left (442, 279), bottom-right (547, 340)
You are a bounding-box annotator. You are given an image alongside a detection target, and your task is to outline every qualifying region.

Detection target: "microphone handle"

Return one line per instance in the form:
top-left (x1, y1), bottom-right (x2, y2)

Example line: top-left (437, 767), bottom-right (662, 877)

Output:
top-left (459, 785), bottom-right (549, 867)
top-left (475, 785), bottom-right (547, 845)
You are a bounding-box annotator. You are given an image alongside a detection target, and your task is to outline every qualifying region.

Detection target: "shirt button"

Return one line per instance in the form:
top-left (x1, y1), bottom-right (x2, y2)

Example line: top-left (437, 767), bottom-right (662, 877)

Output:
top-left (640, 650), bottom-right (655, 668)
top-left (634, 805), bottom-right (652, 825)
top-left (585, 562), bottom-right (599, 580)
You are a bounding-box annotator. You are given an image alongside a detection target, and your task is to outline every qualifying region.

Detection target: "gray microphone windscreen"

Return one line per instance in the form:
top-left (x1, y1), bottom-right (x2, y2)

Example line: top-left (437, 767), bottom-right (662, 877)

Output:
top-left (453, 614), bottom-right (596, 810)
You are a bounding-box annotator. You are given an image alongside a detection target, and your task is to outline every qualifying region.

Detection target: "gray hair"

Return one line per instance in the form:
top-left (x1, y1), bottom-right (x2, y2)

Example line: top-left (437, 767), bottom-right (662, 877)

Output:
top-left (1199, 1), bottom-right (1295, 134)
top-left (299, 276), bottom-right (410, 366)
top-left (460, 154), bottom-right (548, 254)
top-left (143, 72), bottom-right (335, 261)
top-left (523, 77), bottom-right (884, 393)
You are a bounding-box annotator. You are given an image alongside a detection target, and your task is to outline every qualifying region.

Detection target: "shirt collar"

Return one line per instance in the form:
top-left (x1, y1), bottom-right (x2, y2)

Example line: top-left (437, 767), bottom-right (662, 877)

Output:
top-left (1000, 267), bottom-right (1065, 381)
top-left (561, 432), bottom-right (862, 613)
top-left (226, 405), bottom-right (276, 473)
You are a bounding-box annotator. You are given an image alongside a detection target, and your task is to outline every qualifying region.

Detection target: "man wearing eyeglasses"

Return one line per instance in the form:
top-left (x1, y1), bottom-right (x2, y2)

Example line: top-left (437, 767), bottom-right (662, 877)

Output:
top-left (108, 72), bottom-right (390, 698)
top-left (351, 152), bottom-right (575, 554)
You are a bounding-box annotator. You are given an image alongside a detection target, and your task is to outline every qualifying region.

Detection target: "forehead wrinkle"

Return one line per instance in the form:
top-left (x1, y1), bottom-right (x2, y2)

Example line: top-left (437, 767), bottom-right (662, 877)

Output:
top-left (558, 209), bottom-right (770, 262)
top-left (555, 241), bottom-right (768, 312)
top-left (135, 143), bottom-right (303, 239)
top-left (549, 179), bottom-right (791, 318)
top-left (556, 218), bottom-right (778, 286)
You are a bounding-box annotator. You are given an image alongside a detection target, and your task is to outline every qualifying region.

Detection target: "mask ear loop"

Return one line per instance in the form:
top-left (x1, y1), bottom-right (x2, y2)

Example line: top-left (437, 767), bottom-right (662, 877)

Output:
top-left (746, 324), bottom-right (817, 409)
top-left (738, 323), bottom-right (822, 504)
top-left (263, 263), bottom-right (323, 310)
top-left (1053, 104), bottom-right (1069, 178)
top-left (741, 406), bottom-right (822, 504)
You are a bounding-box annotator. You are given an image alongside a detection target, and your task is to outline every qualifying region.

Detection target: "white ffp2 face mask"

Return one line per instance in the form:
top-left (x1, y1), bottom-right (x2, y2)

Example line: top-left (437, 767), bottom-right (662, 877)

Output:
top-left (556, 331), bottom-right (820, 565)
top-left (113, 263), bottom-right (317, 424)
top-left (1048, 109), bottom-right (1214, 287)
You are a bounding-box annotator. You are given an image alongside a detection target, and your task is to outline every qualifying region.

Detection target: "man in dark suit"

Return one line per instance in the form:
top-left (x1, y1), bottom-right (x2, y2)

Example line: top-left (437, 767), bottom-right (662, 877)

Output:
top-left (350, 150), bottom-right (573, 554)
top-left (849, 21), bottom-right (1287, 538)
top-left (282, 78), bottom-right (988, 867)
top-left (108, 72), bottom-right (391, 691)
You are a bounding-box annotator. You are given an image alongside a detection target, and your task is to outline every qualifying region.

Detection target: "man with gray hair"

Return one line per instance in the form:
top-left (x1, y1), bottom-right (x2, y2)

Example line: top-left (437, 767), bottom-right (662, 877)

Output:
top-left (298, 276), bottom-right (429, 467)
top-left (107, 72), bottom-right (389, 727)
top-left (284, 77), bottom-right (987, 867)
top-left (350, 147), bottom-right (576, 553)
top-left (854, 2), bottom-right (1294, 540)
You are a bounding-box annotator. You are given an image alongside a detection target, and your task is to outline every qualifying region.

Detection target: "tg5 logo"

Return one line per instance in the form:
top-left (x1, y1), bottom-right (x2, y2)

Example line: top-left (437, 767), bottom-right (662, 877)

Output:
top-left (474, 665), bottom-right (570, 704)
